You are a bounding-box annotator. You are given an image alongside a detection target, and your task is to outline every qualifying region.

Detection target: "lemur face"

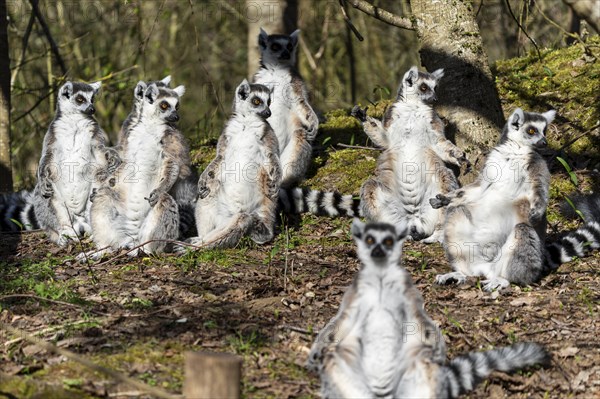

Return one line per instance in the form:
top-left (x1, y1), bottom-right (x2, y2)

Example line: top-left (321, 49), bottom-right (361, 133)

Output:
top-left (399, 66), bottom-right (444, 104)
top-left (505, 108), bottom-right (555, 148)
top-left (143, 83), bottom-right (185, 123)
top-left (351, 219), bottom-right (408, 266)
top-left (57, 81), bottom-right (101, 115)
top-left (258, 28), bottom-right (300, 66)
top-left (133, 75), bottom-right (171, 104)
top-left (233, 79), bottom-right (272, 119)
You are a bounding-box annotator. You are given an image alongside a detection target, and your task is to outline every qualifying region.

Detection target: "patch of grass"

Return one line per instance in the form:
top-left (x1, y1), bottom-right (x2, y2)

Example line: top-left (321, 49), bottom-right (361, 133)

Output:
top-left (228, 330), bottom-right (266, 355)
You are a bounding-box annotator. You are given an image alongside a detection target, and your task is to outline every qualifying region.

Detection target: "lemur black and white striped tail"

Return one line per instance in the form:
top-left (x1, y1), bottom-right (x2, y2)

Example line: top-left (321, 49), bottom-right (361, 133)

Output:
top-left (544, 195), bottom-right (600, 270)
top-left (439, 342), bottom-right (550, 398)
top-left (278, 187), bottom-right (362, 218)
top-left (0, 190), bottom-right (39, 232)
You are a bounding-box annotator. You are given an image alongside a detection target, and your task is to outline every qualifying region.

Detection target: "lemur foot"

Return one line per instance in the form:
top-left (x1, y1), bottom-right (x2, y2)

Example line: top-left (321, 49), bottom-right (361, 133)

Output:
top-left (435, 272), bottom-right (467, 286)
top-left (429, 194), bottom-right (451, 209)
top-left (481, 277), bottom-right (510, 292)
top-left (350, 105), bottom-right (368, 122)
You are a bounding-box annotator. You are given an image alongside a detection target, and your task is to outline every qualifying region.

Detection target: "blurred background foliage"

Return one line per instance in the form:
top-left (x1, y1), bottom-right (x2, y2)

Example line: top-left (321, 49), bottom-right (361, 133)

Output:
top-left (5, 0), bottom-right (587, 188)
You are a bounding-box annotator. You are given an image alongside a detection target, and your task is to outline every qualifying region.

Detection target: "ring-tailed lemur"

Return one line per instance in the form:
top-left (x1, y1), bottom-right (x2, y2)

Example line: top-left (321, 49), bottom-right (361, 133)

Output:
top-left (253, 28), bottom-right (319, 188)
top-left (87, 82), bottom-right (190, 257)
top-left (184, 79), bottom-right (281, 249)
top-left (118, 75), bottom-right (171, 146)
top-left (353, 66), bottom-right (470, 243)
top-left (431, 108), bottom-right (555, 291)
top-left (307, 219), bottom-right (550, 398)
top-left (118, 75), bottom-right (197, 237)
top-left (30, 81), bottom-right (120, 245)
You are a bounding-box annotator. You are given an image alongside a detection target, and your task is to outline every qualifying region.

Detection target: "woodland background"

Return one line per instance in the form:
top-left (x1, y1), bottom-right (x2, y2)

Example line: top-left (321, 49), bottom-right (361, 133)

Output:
top-left (2, 0), bottom-right (597, 188)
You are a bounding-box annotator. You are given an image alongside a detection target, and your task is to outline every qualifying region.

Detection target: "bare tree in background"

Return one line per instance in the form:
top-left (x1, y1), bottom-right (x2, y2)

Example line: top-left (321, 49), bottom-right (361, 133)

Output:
top-left (247, 0), bottom-right (298, 77)
top-left (347, 0), bottom-right (506, 176)
top-left (0, 0), bottom-right (12, 191)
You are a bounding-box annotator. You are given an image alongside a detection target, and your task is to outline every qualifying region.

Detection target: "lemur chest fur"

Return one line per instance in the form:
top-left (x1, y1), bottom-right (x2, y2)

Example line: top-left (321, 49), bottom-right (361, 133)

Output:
top-left (50, 115), bottom-right (97, 213)
top-left (254, 67), bottom-right (293, 147)
top-left (220, 118), bottom-right (269, 206)
top-left (482, 142), bottom-right (536, 200)
top-left (387, 102), bottom-right (438, 198)
top-left (351, 270), bottom-right (416, 387)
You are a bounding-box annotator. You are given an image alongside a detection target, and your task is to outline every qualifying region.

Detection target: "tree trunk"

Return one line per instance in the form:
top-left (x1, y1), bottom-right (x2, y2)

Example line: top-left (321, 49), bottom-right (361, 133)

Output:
top-left (410, 0), bottom-right (506, 177)
top-left (562, 0), bottom-right (600, 34)
top-left (247, 0), bottom-right (298, 77)
top-left (0, 0), bottom-right (13, 192)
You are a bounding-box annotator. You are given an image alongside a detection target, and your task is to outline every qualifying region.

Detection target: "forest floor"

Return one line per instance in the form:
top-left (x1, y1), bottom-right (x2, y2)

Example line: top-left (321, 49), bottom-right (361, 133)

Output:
top-left (0, 205), bottom-right (599, 398)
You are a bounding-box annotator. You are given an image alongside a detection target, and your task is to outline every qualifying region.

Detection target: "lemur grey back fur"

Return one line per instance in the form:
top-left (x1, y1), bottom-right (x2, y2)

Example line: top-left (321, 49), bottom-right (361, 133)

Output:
top-left (431, 108), bottom-right (555, 291)
top-left (32, 81), bottom-right (120, 245)
top-left (352, 66), bottom-right (470, 243)
top-left (253, 28), bottom-right (319, 188)
top-left (87, 83), bottom-right (190, 258)
top-left (307, 220), bottom-right (550, 398)
top-left (184, 79), bottom-right (281, 249)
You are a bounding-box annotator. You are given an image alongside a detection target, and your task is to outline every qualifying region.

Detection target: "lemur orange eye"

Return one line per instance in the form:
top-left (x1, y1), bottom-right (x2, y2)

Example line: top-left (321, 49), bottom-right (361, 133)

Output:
top-left (365, 235), bottom-right (375, 245)
top-left (76, 95), bottom-right (85, 104)
top-left (527, 127), bottom-right (537, 135)
top-left (383, 237), bottom-right (394, 247)
top-left (252, 98), bottom-right (262, 106)
top-left (420, 84), bottom-right (428, 92)
top-left (160, 101), bottom-right (169, 110)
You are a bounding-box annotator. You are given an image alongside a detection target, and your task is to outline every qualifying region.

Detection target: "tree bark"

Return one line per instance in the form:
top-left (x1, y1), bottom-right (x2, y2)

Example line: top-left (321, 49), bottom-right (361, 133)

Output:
top-left (409, 0), bottom-right (506, 177)
top-left (0, 0), bottom-right (13, 192)
top-left (247, 0), bottom-right (298, 77)
top-left (562, 0), bottom-right (600, 34)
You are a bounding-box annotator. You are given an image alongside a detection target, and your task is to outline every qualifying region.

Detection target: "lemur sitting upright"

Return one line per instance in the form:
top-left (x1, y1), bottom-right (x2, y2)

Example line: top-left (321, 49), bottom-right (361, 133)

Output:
top-left (32, 81), bottom-right (120, 245)
top-left (87, 83), bottom-right (190, 257)
top-left (431, 108), bottom-right (555, 291)
top-left (184, 80), bottom-right (281, 249)
top-left (353, 66), bottom-right (470, 243)
top-left (307, 219), bottom-right (550, 398)
top-left (253, 28), bottom-right (318, 188)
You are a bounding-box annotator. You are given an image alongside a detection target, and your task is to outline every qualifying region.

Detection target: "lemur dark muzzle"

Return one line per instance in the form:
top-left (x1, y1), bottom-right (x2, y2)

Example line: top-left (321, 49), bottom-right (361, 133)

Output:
top-left (535, 138), bottom-right (548, 148)
top-left (371, 245), bottom-right (385, 259)
top-left (166, 113), bottom-right (180, 123)
top-left (85, 105), bottom-right (95, 115)
top-left (260, 109), bottom-right (272, 119)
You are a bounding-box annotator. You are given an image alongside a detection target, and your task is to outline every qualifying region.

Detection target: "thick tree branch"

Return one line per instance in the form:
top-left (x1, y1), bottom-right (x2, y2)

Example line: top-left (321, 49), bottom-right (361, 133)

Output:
top-left (346, 0), bottom-right (414, 30)
top-left (29, 0), bottom-right (67, 76)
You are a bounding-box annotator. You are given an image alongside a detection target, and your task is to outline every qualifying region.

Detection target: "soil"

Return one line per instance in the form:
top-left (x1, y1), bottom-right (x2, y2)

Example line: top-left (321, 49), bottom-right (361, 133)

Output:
top-left (0, 212), bottom-right (598, 398)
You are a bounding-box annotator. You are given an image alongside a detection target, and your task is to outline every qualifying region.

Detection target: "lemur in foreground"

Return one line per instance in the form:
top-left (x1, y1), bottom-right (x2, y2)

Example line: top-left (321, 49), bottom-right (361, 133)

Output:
top-left (31, 81), bottom-right (120, 245)
top-left (253, 28), bottom-right (319, 188)
top-left (352, 66), bottom-right (470, 243)
top-left (431, 108), bottom-right (555, 291)
top-left (87, 83), bottom-right (190, 257)
top-left (118, 75), bottom-right (197, 237)
top-left (307, 220), bottom-right (550, 398)
top-left (184, 80), bottom-right (281, 249)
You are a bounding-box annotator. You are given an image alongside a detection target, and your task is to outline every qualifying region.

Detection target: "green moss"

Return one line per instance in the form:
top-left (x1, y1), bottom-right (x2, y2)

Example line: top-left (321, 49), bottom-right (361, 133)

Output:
top-left (305, 149), bottom-right (377, 194)
top-left (495, 36), bottom-right (600, 156)
top-left (0, 374), bottom-right (89, 399)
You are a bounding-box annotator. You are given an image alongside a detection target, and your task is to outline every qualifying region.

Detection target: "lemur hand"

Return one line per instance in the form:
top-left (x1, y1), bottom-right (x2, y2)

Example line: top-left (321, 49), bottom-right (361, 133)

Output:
top-left (145, 190), bottom-right (160, 207)
top-left (351, 105), bottom-right (368, 123)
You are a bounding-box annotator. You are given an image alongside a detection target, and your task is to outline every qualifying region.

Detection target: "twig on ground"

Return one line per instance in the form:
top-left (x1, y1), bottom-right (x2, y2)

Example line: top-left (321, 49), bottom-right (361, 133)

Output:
top-left (337, 143), bottom-right (382, 151)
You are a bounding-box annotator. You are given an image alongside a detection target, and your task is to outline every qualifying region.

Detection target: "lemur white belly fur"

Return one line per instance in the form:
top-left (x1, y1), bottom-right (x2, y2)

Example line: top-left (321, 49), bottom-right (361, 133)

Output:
top-left (254, 68), bottom-right (292, 150)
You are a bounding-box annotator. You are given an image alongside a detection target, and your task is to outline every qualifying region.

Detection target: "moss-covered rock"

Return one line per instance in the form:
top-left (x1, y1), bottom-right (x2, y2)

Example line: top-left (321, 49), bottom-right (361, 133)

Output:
top-left (495, 36), bottom-right (600, 156)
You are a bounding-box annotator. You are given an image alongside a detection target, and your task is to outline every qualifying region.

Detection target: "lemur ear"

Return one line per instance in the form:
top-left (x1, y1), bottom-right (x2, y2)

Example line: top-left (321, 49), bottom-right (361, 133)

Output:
top-left (60, 82), bottom-right (73, 99)
top-left (351, 218), bottom-right (365, 240)
top-left (145, 83), bottom-right (159, 104)
top-left (258, 28), bottom-right (269, 49)
top-left (509, 108), bottom-right (525, 129)
top-left (289, 29), bottom-right (300, 46)
top-left (161, 75), bottom-right (172, 86)
top-left (431, 68), bottom-right (444, 81)
top-left (542, 109), bottom-right (556, 124)
top-left (173, 85), bottom-right (186, 97)
top-left (134, 81), bottom-right (147, 99)
top-left (237, 79), bottom-right (251, 100)
top-left (89, 81), bottom-right (102, 93)
top-left (403, 66), bottom-right (419, 87)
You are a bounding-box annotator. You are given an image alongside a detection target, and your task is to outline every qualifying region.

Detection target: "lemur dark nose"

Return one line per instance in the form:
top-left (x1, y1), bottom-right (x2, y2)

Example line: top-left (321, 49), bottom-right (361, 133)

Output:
top-left (535, 138), bottom-right (548, 148)
top-left (280, 50), bottom-right (290, 60)
top-left (371, 245), bottom-right (385, 259)
top-left (167, 113), bottom-right (180, 122)
top-left (261, 109), bottom-right (272, 119)
top-left (87, 105), bottom-right (96, 115)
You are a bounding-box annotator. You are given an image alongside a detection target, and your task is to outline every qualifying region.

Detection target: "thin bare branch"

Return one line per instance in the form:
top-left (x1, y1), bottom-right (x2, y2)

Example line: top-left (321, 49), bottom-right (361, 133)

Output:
top-left (346, 0), bottom-right (414, 30)
top-left (29, 0), bottom-right (67, 76)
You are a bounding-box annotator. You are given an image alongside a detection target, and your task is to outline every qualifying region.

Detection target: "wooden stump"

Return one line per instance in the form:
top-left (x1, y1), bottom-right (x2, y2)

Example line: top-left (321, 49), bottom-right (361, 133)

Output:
top-left (184, 351), bottom-right (242, 399)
